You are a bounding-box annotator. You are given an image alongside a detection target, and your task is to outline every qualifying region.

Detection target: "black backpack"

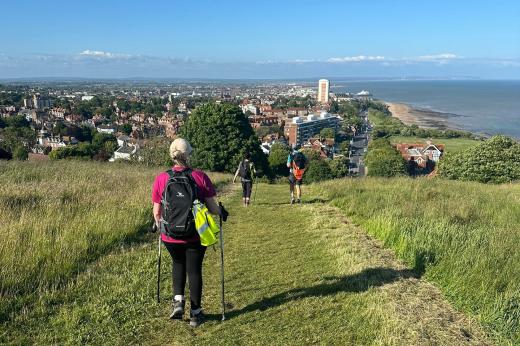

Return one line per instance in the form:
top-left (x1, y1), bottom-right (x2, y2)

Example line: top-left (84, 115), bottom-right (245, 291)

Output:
top-left (293, 152), bottom-right (306, 169)
top-left (239, 160), bottom-right (253, 180)
top-left (160, 169), bottom-right (198, 239)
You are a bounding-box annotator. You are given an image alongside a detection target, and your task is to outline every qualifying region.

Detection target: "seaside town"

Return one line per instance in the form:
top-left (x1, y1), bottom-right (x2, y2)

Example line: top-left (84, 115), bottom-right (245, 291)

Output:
top-left (0, 79), bottom-right (387, 174)
top-left (0, 77), bottom-right (481, 178)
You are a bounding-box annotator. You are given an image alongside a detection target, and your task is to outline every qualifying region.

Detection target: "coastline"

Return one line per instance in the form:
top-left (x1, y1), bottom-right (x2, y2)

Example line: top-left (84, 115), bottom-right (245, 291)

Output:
top-left (385, 102), bottom-right (459, 130)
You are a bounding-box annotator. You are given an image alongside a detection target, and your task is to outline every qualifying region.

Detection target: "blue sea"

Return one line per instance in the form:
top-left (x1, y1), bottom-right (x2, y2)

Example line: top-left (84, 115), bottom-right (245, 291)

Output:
top-left (331, 80), bottom-right (520, 138)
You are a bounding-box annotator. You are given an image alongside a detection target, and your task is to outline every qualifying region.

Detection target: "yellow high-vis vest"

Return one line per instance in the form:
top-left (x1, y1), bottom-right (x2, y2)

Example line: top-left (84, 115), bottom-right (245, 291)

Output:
top-left (192, 201), bottom-right (220, 246)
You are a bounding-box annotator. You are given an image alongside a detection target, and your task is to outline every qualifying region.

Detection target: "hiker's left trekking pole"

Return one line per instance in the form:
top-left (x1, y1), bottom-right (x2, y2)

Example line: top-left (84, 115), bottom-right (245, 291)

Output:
top-left (156, 226), bottom-right (162, 303)
top-left (253, 178), bottom-right (258, 204)
top-left (218, 202), bottom-right (226, 321)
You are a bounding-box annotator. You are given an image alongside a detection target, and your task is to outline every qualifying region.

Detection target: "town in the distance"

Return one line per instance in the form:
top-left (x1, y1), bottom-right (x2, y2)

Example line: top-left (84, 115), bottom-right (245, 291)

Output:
top-left (0, 78), bottom-right (475, 177)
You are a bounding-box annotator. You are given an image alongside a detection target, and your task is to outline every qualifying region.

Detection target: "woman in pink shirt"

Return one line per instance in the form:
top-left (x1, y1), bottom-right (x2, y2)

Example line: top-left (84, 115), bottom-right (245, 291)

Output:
top-left (152, 138), bottom-right (228, 327)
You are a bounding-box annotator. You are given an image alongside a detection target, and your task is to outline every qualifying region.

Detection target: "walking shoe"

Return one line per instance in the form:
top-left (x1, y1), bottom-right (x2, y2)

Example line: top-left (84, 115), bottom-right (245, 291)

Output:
top-left (297, 199), bottom-right (301, 204)
top-left (290, 198), bottom-right (295, 205)
top-left (170, 300), bottom-right (185, 320)
top-left (190, 311), bottom-right (205, 327)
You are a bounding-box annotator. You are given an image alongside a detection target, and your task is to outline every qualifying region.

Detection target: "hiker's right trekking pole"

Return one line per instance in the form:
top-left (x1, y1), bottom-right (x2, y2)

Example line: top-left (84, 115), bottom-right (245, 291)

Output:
top-left (218, 202), bottom-right (226, 321)
top-left (156, 229), bottom-right (162, 303)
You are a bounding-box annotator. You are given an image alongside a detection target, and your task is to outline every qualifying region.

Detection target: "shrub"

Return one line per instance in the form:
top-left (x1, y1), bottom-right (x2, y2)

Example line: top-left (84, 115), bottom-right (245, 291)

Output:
top-left (365, 138), bottom-right (406, 177)
top-left (305, 159), bottom-right (334, 183)
top-left (329, 156), bottom-right (349, 178)
top-left (438, 135), bottom-right (520, 183)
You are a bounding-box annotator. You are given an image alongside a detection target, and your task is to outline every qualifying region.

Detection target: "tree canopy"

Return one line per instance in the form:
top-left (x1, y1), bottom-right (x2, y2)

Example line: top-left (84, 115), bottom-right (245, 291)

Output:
top-left (365, 138), bottom-right (407, 177)
top-left (180, 103), bottom-right (267, 173)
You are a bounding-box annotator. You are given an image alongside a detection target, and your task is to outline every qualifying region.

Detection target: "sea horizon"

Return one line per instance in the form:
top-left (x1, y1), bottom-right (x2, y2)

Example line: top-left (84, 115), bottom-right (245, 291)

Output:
top-left (332, 80), bottom-right (520, 139)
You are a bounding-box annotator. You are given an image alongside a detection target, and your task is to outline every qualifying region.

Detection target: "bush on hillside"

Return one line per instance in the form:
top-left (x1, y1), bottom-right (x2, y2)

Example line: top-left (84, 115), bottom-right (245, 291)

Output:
top-left (12, 146), bottom-right (28, 161)
top-left (365, 138), bottom-right (406, 177)
top-left (304, 159), bottom-right (334, 183)
top-left (180, 103), bottom-right (268, 174)
top-left (329, 156), bottom-right (349, 178)
top-left (438, 135), bottom-right (520, 183)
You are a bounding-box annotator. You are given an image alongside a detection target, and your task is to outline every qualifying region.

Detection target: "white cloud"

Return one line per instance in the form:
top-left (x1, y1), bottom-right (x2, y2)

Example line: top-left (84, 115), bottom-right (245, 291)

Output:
top-left (416, 53), bottom-right (458, 61)
top-left (327, 55), bottom-right (386, 63)
top-left (79, 49), bottom-right (131, 59)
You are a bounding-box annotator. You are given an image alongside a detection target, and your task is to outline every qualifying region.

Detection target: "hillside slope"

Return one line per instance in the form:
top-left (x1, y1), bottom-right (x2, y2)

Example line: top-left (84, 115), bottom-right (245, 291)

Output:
top-left (1, 164), bottom-right (493, 345)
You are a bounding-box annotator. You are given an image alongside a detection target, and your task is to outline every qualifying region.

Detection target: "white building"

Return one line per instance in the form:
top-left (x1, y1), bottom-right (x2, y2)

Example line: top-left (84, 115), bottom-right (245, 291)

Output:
top-left (96, 124), bottom-right (116, 134)
top-left (111, 144), bottom-right (138, 161)
top-left (82, 95), bottom-right (95, 101)
top-left (318, 79), bottom-right (330, 104)
top-left (240, 103), bottom-right (259, 115)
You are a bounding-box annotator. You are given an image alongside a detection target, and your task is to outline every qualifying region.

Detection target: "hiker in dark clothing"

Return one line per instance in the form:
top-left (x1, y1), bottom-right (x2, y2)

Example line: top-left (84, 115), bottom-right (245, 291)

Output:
top-left (233, 152), bottom-right (256, 206)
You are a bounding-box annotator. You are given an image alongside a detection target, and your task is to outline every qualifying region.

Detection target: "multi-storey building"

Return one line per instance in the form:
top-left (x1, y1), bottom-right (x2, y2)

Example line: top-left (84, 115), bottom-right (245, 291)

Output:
top-left (318, 79), bottom-right (330, 104)
top-left (284, 112), bottom-right (340, 146)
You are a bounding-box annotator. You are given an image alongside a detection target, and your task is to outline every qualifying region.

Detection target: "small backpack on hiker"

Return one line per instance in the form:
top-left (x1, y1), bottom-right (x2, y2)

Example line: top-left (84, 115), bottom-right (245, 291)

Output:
top-left (238, 160), bottom-right (254, 181)
top-left (292, 152), bottom-right (306, 180)
top-left (160, 169), bottom-right (198, 239)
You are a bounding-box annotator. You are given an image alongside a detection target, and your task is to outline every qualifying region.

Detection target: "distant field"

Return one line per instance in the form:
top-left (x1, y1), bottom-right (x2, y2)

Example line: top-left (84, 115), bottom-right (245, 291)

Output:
top-left (389, 136), bottom-right (481, 153)
top-left (312, 178), bottom-right (520, 344)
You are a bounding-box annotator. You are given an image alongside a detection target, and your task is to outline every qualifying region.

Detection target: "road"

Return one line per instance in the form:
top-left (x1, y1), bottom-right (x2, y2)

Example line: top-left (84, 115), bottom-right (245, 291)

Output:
top-left (348, 110), bottom-right (371, 176)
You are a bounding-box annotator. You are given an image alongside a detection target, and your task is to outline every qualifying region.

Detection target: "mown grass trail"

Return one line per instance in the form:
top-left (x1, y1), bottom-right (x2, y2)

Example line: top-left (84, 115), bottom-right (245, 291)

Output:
top-left (1, 182), bottom-right (490, 345)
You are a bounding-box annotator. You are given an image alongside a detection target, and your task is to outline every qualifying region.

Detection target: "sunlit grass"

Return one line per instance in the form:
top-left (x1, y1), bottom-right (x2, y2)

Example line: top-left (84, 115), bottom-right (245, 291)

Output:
top-left (0, 161), bottom-right (230, 316)
top-left (311, 177), bottom-right (520, 344)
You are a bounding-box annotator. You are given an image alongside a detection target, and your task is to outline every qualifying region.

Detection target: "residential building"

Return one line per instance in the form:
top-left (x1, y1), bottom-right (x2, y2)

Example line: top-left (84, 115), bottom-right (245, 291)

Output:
top-left (394, 141), bottom-right (445, 169)
top-left (284, 112), bottom-right (341, 146)
top-left (112, 145), bottom-right (137, 161)
top-left (302, 138), bottom-right (333, 158)
top-left (318, 79), bottom-right (330, 104)
top-left (240, 103), bottom-right (259, 115)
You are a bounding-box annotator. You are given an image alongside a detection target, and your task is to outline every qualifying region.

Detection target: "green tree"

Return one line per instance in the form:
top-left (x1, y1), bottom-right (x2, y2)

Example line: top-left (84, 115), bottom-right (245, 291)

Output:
top-left (92, 133), bottom-right (116, 150)
top-left (304, 159), bottom-right (334, 183)
top-left (319, 127), bottom-right (335, 139)
top-left (365, 138), bottom-right (406, 177)
top-left (339, 141), bottom-right (350, 153)
top-left (180, 103), bottom-right (267, 173)
top-left (268, 143), bottom-right (290, 176)
top-left (329, 156), bottom-right (349, 178)
top-left (119, 124), bottom-right (132, 135)
top-left (132, 138), bottom-right (172, 167)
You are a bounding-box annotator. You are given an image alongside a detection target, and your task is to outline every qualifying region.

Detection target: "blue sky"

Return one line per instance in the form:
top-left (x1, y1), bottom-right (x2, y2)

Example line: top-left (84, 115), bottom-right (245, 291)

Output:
top-left (1, 0), bottom-right (519, 79)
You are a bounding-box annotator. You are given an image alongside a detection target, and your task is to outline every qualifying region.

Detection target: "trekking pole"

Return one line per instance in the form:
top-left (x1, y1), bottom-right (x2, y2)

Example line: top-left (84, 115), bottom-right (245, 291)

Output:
top-left (156, 231), bottom-right (162, 303)
top-left (253, 178), bottom-right (258, 204)
top-left (218, 202), bottom-right (226, 321)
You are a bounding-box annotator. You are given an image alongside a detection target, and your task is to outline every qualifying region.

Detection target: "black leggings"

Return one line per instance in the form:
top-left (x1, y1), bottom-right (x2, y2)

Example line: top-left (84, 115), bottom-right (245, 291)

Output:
top-left (242, 181), bottom-right (252, 198)
top-left (163, 241), bottom-right (206, 310)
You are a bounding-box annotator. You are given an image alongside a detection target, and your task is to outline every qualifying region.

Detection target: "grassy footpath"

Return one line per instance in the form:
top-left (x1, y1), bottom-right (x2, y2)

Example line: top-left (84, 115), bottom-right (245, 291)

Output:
top-left (388, 136), bottom-right (481, 153)
top-left (311, 178), bottom-right (520, 344)
top-left (1, 181), bottom-right (490, 345)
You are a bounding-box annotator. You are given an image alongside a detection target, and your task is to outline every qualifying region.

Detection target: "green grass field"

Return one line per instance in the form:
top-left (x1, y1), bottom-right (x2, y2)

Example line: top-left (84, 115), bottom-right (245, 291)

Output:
top-left (1, 161), bottom-right (518, 344)
top-left (389, 136), bottom-right (481, 153)
top-left (311, 178), bottom-right (520, 344)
